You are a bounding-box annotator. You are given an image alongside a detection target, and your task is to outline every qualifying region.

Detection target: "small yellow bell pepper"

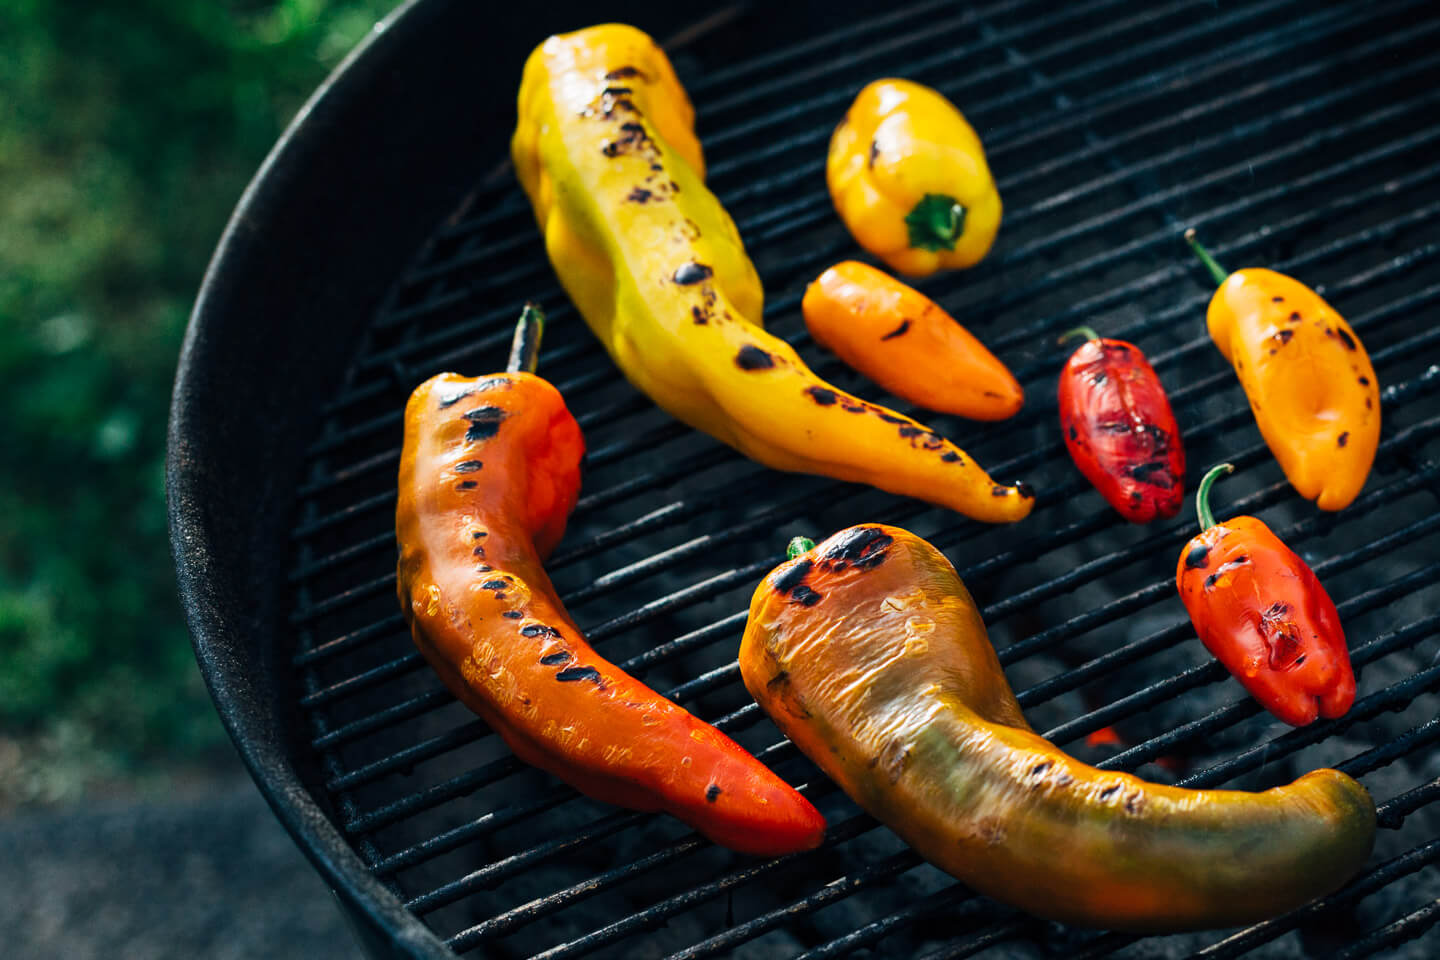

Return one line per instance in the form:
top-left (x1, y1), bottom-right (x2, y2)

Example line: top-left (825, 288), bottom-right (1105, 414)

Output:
top-left (1186, 230), bottom-right (1380, 511)
top-left (827, 78), bottom-right (1002, 277)
top-left (511, 25), bottom-right (1034, 523)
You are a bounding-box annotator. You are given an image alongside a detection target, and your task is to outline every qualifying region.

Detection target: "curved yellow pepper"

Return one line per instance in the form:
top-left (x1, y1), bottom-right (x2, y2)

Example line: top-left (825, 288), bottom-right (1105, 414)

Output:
top-left (511, 25), bottom-right (1033, 523)
top-left (827, 78), bottom-right (1002, 277)
top-left (1187, 231), bottom-right (1380, 511)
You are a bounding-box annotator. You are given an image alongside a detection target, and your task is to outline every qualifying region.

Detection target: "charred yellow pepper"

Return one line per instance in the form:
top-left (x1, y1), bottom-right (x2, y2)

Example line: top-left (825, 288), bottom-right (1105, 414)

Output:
top-left (512, 25), bottom-right (1033, 523)
top-left (826, 79), bottom-right (1002, 277)
top-left (1186, 230), bottom-right (1380, 511)
top-left (741, 524), bottom-right (1376, 932)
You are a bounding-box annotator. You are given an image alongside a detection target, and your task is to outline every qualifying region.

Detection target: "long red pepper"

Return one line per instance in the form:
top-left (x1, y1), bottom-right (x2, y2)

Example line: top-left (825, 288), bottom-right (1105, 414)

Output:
top-left (1175, 463), bottom-right (1356, 726)
top-left (1058, 326), bottom-right (1185, 523)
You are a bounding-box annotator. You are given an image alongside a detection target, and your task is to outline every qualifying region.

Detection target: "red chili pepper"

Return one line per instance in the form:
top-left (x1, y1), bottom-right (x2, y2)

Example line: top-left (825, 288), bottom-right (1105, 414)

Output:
top-left (1175, 463), bottom-right (1356, 726)
top-left (1057, 326), bottom-right (1185, 523)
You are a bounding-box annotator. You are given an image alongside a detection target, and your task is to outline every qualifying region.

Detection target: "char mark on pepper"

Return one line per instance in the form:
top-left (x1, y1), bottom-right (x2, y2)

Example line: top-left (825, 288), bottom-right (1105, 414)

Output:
top-left (481, 579), bottom-right (508, 590)
top-left (540, 651), bottom-right (572, 665)
top-left (673, 262), bottom-right (713, 284)
top-left (942, 451), bottom-right (962, 463)
top-left (555, 666), bottom-right (603, 684)
top-left (705, 784), bottom-right (722, 802)
top-left (463, 406), bottom-right (507, 442)
top-left (1185, 544), bottom-right (1210, 569)
top-left (735, 345), bottom-right (775, 370)
top-left (521, 624), bottom-right (563, 639)
top-left (823, 527), bottom-right (893, 569)
top-left (502, 610), bottom-right (522, 619)
top-left (605, 65), bottom-right (645, 80)
top-left (880, 319), bottom-right (910, 340)
top-left (773, 560), bottom-right (813, 593)
top-left (457, 480), bottom-right (478, 490)
top-left (455, 460), bottom-right (483, 473)
top-left (627, 187), bottom-right (653, 203)
top-left (789, 585), bottom-right (823, 606)
top-left (1338, 431), bottom-right (1349, 447)
top-left (1129, 461), bottom-right (1175, 486)
top-left (438, 388), bottom-right (474, 408)
top-left (806, 386), bottom-right (837, 406)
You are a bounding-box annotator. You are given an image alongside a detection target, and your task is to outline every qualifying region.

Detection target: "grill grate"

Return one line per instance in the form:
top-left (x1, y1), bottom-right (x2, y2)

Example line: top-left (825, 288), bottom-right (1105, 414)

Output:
top-left (285, 0), bottom-right (1440, 956)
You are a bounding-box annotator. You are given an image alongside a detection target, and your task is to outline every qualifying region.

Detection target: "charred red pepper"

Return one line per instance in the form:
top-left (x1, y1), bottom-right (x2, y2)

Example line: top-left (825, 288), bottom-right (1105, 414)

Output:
top-left (1175, 463), bottom-right (1356, 726)
top-left (1058, 326), bottom-right (1185, 523)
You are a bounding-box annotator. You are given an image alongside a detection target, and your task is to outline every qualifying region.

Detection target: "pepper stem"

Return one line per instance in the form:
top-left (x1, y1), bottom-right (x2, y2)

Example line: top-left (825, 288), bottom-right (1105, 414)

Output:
top-left (1057, 325), bottom-right (1102, 346)
top-left (787, 536), bottom-right (816, 560)
top-left (1184, 228), bottom-right (1229, 287)
top-left (506, 301), bottom-right (546, 374)
top-left (1195, 463), bottom-right (1235, 532)
top-left (904, 194), bottom-right (968, 252)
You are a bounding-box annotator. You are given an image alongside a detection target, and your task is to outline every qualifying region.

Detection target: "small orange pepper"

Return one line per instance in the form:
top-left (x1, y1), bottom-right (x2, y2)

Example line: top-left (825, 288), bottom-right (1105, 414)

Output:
top-left (801, 260), bottom-right (1022, 420)
top-left (1185, 230), bottom-right (1380, 511)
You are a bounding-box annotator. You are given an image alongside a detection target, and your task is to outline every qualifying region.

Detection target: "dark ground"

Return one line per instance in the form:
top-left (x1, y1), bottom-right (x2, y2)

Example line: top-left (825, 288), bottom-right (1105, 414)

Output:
top-left (0, 769), bottom-right (359, 960)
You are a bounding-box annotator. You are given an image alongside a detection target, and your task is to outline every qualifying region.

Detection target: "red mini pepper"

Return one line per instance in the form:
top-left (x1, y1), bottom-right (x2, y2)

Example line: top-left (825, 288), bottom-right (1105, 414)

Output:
top-left (1175, 463), bottom-right (1356, 726)
top-left (1058, 326), bottom-right (1185, 523)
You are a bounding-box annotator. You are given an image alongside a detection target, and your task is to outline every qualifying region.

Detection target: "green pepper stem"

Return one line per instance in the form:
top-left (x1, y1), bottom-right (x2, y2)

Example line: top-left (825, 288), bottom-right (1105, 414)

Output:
top-left (786, 536), bottom-right (817, 560)
top-left (506, 301), bottom-right (546, 374)
top-left (904, 194), bottom-right (968, 252)
top-left (1195, 462), bottom-right (1235, 532)
top-left (1057, 325), bottom-right (1102, 346)
top-left (1184, 228), bottom-right (1229, 287)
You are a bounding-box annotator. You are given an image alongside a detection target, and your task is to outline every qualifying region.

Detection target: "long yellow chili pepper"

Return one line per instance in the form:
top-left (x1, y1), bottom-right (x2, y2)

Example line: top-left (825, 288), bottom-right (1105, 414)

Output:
top-left (741, 524), bottom-right (1376, 932)
top-left (511, 25), bottom-right (1033, 523)
top-left (827, 78), bottom-right (1002, 277)
top-left (1185, 229), bottom-right (1380, 511)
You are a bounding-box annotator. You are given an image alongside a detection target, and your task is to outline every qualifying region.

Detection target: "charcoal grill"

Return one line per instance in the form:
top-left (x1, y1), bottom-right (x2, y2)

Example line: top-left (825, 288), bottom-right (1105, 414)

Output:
top-left (168, 0), bottom-right (1440, 956)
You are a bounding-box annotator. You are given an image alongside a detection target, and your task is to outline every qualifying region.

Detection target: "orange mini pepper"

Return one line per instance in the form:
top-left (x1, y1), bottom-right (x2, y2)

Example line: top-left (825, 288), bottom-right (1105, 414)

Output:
top-left (1175, 463), bottom-right (1356, 727)
top-left (1185, 230), bottom-right (1380, 511)
top-left (801, 260), bottom-right (1022, 420)
top-left (395, 305), bottom-right (826, 856)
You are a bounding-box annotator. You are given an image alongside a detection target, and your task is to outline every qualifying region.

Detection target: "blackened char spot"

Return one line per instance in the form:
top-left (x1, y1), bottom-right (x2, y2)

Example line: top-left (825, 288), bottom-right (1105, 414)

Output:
top-left (472, 546), bottom-right (486, 557)
top-left (463, 406), bottom-right (506, 442)
top-left (502, 611), bottom-right (522, 619)
top-left (602, 86), bottom-right (633, 96)
top-left (1289, 311), bottom-right (1302, 322)
top-left (790, 585), bottom-right (823, 606)
top-left (942, 451), bottom-right (962, 463)
top-left (1185, 544), bottom-right (1210, 569)
top-left (898, 425), bottom-right (921, 438)
top-left (1030, 761), bottom-right (1052, 776)
top-left (766, 670), bottom-right (789, 690)
top-left (627, 187), bottom-right (653, 203)
top-left (457, 481), bottom-right (478, 490)
top-left (673, 262), bottom-right (713, 285)
top-left (991, 486), bottom-right (1010, 497)
top-left (540, 652), bottom-right (572, 666)
top-left (605, 66), bottom-right (645, 80)
top-left (773, 560), bottom-right (813, 593)
top-left (1068, 425), bottom-right (1078, 441)
top-left (868, 139), bottom-right (879, 169)
top-left (1275, 329), bottom-right (1294, 346)
top-left (555, 666), bottom-right (603, 684)
top-left (521, 624), bottom-right (562, 638)
top-left (876, 412), bottom-right (908, 424)
top-left (1359, 376), bottom-right (1371, 386)
top-left (472, 531), bottom-right (487, 539)
top-left (1015, 481), bottom-right (1036, 499)
top-left (455, 460), bottom-right (483, 473)
top-left (1338, 431), bottom-right (1349, 448)
top-left (438, 388), bottom-right (474, 408)
top-left (1099, 784), bottom-right (1122, 800)
top-left (691, 306), bottom-right (708, 325)
top-left (1272, 296), bottom-right (1284, 303)
top-left (735, 345), bottom-right (775, 370)
top-left (1337, 327), bottom-right (1357, 350)
top-left (823, 527), bottom-right (893, 569)
top-left (880, 319), bottom-right (911, 340)
top-left (706, 784), bottom-right (722, 802)
top-left (1091, 370), bottom-right (1107, 385)
top-left (1129, 461), bottom-right (1175, 486)
top-left (807, 386), bottom-right (837, 406)
top-left (481, 580), bottom-right (507, 590)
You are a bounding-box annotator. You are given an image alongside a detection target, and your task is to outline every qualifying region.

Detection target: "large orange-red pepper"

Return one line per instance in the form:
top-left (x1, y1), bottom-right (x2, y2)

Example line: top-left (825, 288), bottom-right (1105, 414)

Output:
top-left (1185, 229), bottom-right (1379, 511)
top-left (395, 306), bottom-right (825, 855)
top-left (1175, 463), bottom-right (1356, 726)
top-left (801, 260), bottom-right (1023, 420)
top-left (1057, 326), bottom-right (1185, 523)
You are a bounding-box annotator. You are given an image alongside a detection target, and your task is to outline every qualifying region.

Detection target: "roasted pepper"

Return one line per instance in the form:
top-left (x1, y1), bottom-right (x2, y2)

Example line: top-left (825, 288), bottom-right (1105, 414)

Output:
top-left (512, 25), bottom-right (1032, 523)
top-left (1176, 463), bottom-right (1356, 727)
top-left (1057, 326), bottom-right (1185, 523)
top-left (396, 305), bottom-right (825, 856)
top-left (1185, 229), bottom-right (1379, 511)
top-left (826, 78), bottom-right (1002, 277)
top-left (801, 260), bottom-right (1023, 420)
top-left (741, 524), bottom-right (1375, 931)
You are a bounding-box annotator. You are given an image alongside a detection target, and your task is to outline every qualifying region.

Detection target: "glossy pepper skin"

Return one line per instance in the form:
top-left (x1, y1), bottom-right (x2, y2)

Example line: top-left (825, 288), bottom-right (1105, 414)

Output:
top-left (802, 260), bottom-right (1023, 420)
top-left (395, 311), bottom-right (825, 856)
top-left (1058, 327), bottom-right (1185, 523)
top-left (512, 25), bottom-right (1032, 524)
top-left (827, 79), bottom-right (1002, 277)
top-left (1187, 230), bottom-right (1379, 511)
top-left (1176, 464), bottom-right (1356, 727)
top-left (741, 524), bottom-right (1375, 932)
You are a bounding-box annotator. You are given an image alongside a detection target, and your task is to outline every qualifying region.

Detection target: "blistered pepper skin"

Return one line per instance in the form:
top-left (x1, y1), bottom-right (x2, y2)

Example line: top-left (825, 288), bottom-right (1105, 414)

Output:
top-left (1058, 335), bottom-right (1185, 523)
top-left (397, 370), bottom-right (825, 856)
top-left (1191, 235), bottom-right (1380, 511)
top-left (827, 79), bottom-right (1002, 277)
top-left (511, 26), bottom-right (1033, 524)
top-left (802, 260), bottom-right (1022, 420)
top-left (741, 525), bottom-right (1375, 932)
top-left (1175, 465), bottom-right (1356, 727)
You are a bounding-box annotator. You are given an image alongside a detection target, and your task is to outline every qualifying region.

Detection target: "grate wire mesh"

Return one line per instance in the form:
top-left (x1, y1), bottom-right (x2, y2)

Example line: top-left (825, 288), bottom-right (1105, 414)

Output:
top-left (286, 0), bottom-right (1440, 956)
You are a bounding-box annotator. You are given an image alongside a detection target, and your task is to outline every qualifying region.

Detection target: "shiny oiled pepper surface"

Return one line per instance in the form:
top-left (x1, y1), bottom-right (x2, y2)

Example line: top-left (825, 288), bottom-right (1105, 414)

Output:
top-left (396, 364), bottom-right (825, 856)
top-left (1058, 330), bottom-right (1185, 523)
top-left (741, 524), bottom-right (1375, 932)
top-left (1189, 231), bottom-right (1380, 511)
top-left (827, 79), bottom-right (1002, 277)
top-left (1176, 464), bottom-right (1355, 727)
top-left (512, 25), bottom-right (1033, 524)
top-left (802, 260), bottom-right (1023, 420)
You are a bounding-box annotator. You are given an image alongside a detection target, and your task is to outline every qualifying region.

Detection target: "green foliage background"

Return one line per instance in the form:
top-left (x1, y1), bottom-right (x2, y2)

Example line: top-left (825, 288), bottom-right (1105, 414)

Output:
top-left (0, 0), bottom-right (396, 803)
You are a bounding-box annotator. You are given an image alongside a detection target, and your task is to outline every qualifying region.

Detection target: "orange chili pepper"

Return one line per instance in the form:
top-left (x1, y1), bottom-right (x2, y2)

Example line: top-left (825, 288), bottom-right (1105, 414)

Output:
top-left (1175, 463), bottom-right (1356, 727)
top-left (1185, 230), bottom-right (1380, 511)
top-left (801, 260), bottom-right (1023, 420)
top-left (395, 305), bottom-right (826, 855)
